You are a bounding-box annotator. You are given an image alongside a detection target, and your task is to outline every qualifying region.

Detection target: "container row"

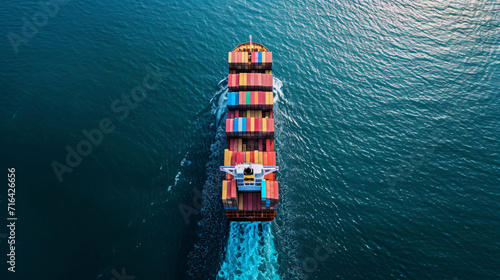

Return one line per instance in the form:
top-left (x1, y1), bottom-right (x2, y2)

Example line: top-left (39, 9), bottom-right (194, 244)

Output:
top-left (228, 73), bottom-right (273, 91)
top-left (228, 52), bottom-right (272, 70)
top-left (226, 117), bottom-right (275, 138)
top-left (224, 149), bottom-right (277, 166)
top-left (227, 110), bottom-right (273, 119)
top-left (226, 138), bottom-right (275, 152)
top-left (222, 181), bottom-right (279, 210)
top-left (227, 91), bottom-right (273, 110)
top-left (238, 192), bottom-right (261, 210)
top-left (229, 70), bottom-right (272, 75)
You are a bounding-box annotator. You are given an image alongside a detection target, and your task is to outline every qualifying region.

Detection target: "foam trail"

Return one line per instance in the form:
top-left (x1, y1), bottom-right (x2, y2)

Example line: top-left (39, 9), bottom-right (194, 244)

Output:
top-left (217, 222), bottom-right (280, 280)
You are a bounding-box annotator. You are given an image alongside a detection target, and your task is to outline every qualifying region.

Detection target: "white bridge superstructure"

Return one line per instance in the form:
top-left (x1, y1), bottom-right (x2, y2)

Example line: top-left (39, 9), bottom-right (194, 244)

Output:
top-left (220, 163), bottom-right (278, 191)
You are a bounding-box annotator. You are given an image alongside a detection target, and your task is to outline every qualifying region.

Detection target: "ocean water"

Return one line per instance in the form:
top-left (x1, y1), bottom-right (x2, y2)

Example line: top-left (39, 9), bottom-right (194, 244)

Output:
top-left (1, 0), bottom-right (499, 279)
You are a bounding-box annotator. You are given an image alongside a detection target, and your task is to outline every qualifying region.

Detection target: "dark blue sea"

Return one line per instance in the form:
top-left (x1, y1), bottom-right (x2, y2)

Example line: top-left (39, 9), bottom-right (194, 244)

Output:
top-left (1, 0), bottom-right (499, 279)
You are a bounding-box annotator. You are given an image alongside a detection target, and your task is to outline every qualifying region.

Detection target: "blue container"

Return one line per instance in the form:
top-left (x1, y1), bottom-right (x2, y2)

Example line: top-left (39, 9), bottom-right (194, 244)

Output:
top-left (242, 117), bottom-right (247, 136)
top-left (234, 118), bottom-right (239, 136)
top-left (261, 179), bottom-right (266, 199)
top-left (229, 92), bottom-right (236, 106)
top-left (240, 117), bottom-right (244, 136)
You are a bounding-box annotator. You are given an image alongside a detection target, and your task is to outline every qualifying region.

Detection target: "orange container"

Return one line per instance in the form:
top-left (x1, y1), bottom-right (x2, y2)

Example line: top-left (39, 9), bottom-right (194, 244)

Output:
top-left (238, 193), bottom-right (243, 210)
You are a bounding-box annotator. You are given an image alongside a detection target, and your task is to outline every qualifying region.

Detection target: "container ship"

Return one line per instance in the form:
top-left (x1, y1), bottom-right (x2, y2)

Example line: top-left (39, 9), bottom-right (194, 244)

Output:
top-left (220, 40), bottom-right (279, 222)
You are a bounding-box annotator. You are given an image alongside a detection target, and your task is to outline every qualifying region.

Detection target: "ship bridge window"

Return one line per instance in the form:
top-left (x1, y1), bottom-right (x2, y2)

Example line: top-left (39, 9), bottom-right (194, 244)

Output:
top-left (244, 167), bottom-right (253, 175)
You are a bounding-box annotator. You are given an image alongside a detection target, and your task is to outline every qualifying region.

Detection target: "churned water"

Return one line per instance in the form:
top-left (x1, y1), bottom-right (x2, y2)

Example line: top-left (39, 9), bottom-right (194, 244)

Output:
top-left (1, 0), bottom-right (499, 279)
top-left (217, 223), bottom-right (280, 280)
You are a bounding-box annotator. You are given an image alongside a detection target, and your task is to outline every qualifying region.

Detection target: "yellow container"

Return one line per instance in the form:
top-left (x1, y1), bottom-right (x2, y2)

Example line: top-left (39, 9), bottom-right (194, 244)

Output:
top-left (222, 180), bottom-right (227, 204)
top-left (224, 149), bottom-right (229, 166)
top-left (254, 150), bottom-right (259, 163)
top-left (242, 143), bottom-right (246, 152)
top-left (250, 117), bottom-right (255, 132)
top-left (238, 139), bottom-right (242, 151)
top-left (262, 118), bottom-right (267, 132)
top-left (239, 73), bottom-right (245, 86)
top-left (258, 151), bottom-right (263, 164)
top-left (228, 52), bottom-right (232, 64)
top-left (246, 151), bottom-right (251, 163)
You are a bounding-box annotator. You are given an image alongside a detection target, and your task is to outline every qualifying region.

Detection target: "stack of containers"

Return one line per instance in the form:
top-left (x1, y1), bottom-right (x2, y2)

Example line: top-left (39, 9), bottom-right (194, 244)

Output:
top-left (259, 180), bottom-right (279, 210)
top-left (222, 180), bottom-right (238, 209)
top-left (226, 118), bottom-right (274, 138)
top-left (228, 52), bottom-right (249, 70)
top-left (250, 52), bottom-right (273, 70)
top-left (228, 91), bottom-right (273, 110)
top-left (228, 73), bottom-right (273, 92)
top-left (241, 192), bottom-right (261, 210)
top-left (228, 74), bottom-right (239, 91)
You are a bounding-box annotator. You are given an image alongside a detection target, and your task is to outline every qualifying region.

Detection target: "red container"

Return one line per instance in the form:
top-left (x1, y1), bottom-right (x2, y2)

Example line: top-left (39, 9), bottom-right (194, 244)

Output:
top-left (258, 139), bottom-right (263, 151)
top-left (270, 139), bottom-right (274, 151)
top-left (254, 193), bottom-right (258, 210)
top-left (274, 180), bottom-right (279, 201)
top-left (266, 139), bottom-right (271, 151)
top-left (232, 181), bottom-right (237, 205)
top-left (239, 91), bottom-right (245, 106)
top-left (230, 119), bottom-right (235, 137)
top-left (243, 193), bottom-right (248, 210)
top-left (248, 193), bottom-right (253, 210)
top-left (267, 118), bottom-right (274, 136)
top-left (226, 119), bottom-right (231, 135)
